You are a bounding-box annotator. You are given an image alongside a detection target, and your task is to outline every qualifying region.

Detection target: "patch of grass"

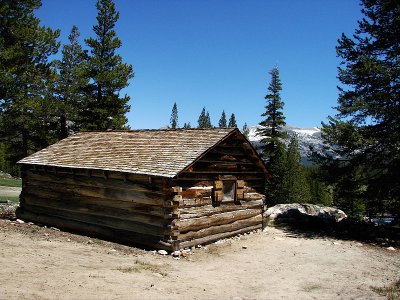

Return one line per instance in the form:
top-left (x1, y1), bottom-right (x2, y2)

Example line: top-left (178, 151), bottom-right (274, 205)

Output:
top-left (371, 279), bottom-right (400, 300)
top-left (0, 195), bottom-right (20, 204)
top-left (0, 177), bottom-right (22, 188)
top-left (116, 260), bottom-right (167, 276)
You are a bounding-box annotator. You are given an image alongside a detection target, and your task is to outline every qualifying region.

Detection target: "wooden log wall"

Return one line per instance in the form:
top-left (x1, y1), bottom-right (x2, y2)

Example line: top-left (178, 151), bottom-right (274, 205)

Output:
top-left (17, 132), bottom-right (268, 251)
top-left (164, 131), bottom-right (267, 249)
top-left (169, 184), bottom-right (266, 249)
top-left (17, 166), bottom-right (178, 250)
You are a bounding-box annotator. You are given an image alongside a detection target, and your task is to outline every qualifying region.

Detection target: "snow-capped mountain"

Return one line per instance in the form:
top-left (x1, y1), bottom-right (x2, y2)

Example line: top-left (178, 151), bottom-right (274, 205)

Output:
top-left (247, 125), bottom-right (324, 165)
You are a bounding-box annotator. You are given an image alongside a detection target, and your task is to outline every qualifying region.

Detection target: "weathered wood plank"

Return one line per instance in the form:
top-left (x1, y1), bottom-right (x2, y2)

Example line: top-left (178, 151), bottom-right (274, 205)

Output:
top-left (176, 208), bottom-right (261, 232)
top-left (16, 208), bottom-right (174, 251)
top-left (22, 188), bottom-right (170, 216)
top-left (180, 188), bottom-right (212, 198)
top-left (179, 200), bottom-right (263, 219)
top-left (196, 160), bottom-right (255, 165)
top-left (179, 224), bottom-right (261, 249)
top-left (175, 176), bottom-right (264, 182)
top-left (243, 192), bottom-right (265, 200)
top-left (29, 167), bottom-right (166, 190)
top-left (26, 180), bottom-right (166, 206)
top-left (182, 198), bottom-right (213, 207)
top-left (26, 171), bottom-right (164, 194)
top-left (23, 195), bottom-right (168, 227)
top-left (21, 203), bottom-right (166, 237)
top-left (182, 171), bottom-right (264, 175)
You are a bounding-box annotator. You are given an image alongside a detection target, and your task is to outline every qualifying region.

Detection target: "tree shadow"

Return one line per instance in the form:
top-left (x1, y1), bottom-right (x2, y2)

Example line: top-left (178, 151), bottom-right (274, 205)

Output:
top-left (270, 213), bottom-right (400, 247)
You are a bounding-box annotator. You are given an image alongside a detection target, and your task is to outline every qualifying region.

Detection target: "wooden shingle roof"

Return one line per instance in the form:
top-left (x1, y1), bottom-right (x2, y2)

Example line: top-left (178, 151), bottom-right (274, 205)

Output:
top-left (18, 128), bottom-right (240, 178)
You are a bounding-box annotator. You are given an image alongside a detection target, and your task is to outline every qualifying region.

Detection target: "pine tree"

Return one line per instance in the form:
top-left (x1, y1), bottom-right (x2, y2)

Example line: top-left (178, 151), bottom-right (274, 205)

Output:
top-left (170, 102), bottom-right (178, 129)
top-left (83, 0), bottom-right (133, 130)
top-left (0, 0), bottom-right (60, 168)
top-left (304, 167), bottom-right (332, 206)
top-left (218, 110), bottom-right (227, 128)
top-left (228, 113), bottom-right (237, 128)
top-left (55, 25), bottom-right (87, 139)
top-left (316, 0), bottom-right (400, 217)
top-left (205, 111), bottom-right (212, 128)
top-left (198, 107), bottom-right (212, 128)
top-left (265, 142), bottom-right (287, 205)
top-left (197, 107), bottom-right (206, 128)
top-left (242, 123), bottom-right (250, 138)
top-left (256, 66), bottom-right (287, 164)
top-left (183, 122), bottom-right (191, 129)
top-left (284, 134), bottom-right (311, 203)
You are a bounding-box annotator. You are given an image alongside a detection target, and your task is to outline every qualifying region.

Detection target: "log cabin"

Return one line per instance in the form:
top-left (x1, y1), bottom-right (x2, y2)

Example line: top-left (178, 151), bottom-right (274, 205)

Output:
top-left (17, 128), bottom-right (268, 251)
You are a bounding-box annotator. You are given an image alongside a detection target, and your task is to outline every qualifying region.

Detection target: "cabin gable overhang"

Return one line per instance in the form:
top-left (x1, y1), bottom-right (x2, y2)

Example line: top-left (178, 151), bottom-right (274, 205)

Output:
top-left (174, 128), bottom-right (269, 179)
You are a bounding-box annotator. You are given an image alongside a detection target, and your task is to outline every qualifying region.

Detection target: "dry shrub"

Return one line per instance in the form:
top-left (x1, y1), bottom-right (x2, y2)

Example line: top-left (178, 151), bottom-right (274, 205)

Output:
top-left (371, 279), bottom-right (400, 300)
top-left (116, 260), bottom-right (167, 276)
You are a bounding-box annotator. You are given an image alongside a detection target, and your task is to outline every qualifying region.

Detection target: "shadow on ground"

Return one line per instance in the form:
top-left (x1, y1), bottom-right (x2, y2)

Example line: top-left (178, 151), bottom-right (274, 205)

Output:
top-left (271, 214), bottom-right (400, 247)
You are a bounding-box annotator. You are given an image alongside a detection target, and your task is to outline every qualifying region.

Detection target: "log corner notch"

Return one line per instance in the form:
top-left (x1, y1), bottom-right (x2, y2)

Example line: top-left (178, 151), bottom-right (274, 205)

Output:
top-left (212, 180), bottom-right (223, 204)
top-left (236, 179), bottom-right (245, 202)
top-left (163, 186), bottom-right (183, 250)
top-left (166, 186), bottom-right (183, 207)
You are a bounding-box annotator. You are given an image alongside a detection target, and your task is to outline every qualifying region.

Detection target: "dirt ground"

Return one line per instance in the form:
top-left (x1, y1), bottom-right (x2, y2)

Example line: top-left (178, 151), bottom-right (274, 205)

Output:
top-left (0, 219), bottom-right (399, 300)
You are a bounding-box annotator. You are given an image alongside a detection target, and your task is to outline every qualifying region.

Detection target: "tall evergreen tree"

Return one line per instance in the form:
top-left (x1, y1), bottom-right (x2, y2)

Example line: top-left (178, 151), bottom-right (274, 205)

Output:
top-left (183, 122), bottom-right (191, 129)
top-left (55, 25), bottom-right (87, 139)
top-left (170, 102), bottom-right (178, 129)
top-left (197, 107), bottom-right (206, 128)
top-left (198, 107), bottom-right (212, 128)
top-left (228, 113), bottom-right (237, 128)
top-left (83, 0), bottom-right (133, 130)
top-left (315, 0), bottom-right (400, 217)
top-left (256, 66), bottom-right (287, 163)
top-left (0, 0), bottom-right (60, 168)
top-left (205, 111), bottom-right (212, 128)
top-left (218, 110), bottom-right (227, 128)
top-left (242, 123), bottom-right (250, 138)
top-left (256, 66), bottom-right (289, 204)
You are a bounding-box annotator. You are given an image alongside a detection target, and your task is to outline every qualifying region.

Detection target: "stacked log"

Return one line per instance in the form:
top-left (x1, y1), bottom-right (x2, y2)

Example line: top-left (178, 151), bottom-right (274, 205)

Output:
top-left (18, 167), bottom-right (266, 251)
top-left (17, 167), bottom-right (176, 250)
top-left (172, 185), bottom-right (265, 249)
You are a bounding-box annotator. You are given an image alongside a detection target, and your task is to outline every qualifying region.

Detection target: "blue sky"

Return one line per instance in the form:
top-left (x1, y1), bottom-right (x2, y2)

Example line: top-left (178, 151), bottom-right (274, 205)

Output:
top-left (37, 0), bottom-right (362, 129)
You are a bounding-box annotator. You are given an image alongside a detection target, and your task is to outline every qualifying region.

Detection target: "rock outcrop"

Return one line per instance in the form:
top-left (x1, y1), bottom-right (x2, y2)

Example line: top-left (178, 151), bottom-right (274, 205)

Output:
top-left (265, 203), bottom-right (347, 226)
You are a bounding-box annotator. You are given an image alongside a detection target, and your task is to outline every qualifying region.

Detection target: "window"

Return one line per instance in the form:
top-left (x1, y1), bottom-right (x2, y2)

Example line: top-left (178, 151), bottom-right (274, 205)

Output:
top-left (222, 181), bottom-right (236, 202)
top-left (213, 178), bottom-right (239, 205)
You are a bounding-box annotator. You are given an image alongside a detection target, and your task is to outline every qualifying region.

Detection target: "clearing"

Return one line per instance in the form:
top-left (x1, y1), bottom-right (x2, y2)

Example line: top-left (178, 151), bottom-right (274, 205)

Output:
top-left (0, 176), bottom-right (21, 204)
top-left (0, 219), bottom-right (399, 299)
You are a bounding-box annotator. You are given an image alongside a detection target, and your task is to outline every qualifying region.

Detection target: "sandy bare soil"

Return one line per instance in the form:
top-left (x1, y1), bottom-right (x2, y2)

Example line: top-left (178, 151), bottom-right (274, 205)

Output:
top-left (0, 219), bottom-right (399, 300)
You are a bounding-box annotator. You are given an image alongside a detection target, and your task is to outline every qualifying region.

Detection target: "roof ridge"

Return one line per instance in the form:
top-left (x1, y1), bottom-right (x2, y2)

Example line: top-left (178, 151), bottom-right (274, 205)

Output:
top-left (79, 128), bottom-right (237, 133)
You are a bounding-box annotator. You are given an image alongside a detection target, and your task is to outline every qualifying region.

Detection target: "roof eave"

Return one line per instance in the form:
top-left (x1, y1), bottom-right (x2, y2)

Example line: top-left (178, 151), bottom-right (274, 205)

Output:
top-left (18, 161), bottom-right (176, 179)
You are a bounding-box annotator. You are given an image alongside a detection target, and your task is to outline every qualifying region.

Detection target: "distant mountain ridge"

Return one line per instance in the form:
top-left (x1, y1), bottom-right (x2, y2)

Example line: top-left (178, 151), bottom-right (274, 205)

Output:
top-left (247, 125), bottom-right (324, 165)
